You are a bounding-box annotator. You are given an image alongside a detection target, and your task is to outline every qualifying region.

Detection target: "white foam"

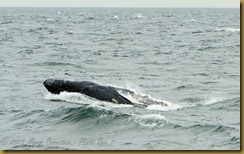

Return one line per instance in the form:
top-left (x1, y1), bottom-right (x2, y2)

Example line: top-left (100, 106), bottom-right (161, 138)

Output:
top-left (132, 114), bottom-right (168, 127)
top-left (140, 114), bottom-right (168, 121)
top-left (63, 30), bottom-right (74, 34)
top-left (185, 19), bottom-right (196, 22)
top-left (113, 15), bottom-right (119, 19)
top-left (46, 18), bottom-right (55, 23)
top-left (111, 26), bottom-right (119, 30)
top-left (134, 13), bottom-right (144, 19)
top-left (45, 92), bottom-right (87, 103)
top-left (215, 28), bottom-right (240, 32)
top-left (178, 97), bottom-right (227, 107)
top-left (200, 97), bottom-right (226, 105)
top-left (79, 12), bottom-right (84, 15)
top-left (146, 104), bottom-right (182, 111)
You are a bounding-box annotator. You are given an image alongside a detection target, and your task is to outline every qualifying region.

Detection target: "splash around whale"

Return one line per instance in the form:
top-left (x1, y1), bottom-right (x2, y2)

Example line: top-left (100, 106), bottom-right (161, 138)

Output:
top-left (43, 79), bottom-right (169, 107)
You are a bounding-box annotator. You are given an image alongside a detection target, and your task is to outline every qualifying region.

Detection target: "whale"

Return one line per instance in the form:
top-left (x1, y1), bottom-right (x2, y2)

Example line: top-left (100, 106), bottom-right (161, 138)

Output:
top-left (43, 79), bottom-right (142, 106)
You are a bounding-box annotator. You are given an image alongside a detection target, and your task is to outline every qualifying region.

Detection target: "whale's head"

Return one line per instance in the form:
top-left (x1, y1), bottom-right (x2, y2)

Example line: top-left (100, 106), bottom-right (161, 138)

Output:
top-left (43, 79), bottom-right (82, 94)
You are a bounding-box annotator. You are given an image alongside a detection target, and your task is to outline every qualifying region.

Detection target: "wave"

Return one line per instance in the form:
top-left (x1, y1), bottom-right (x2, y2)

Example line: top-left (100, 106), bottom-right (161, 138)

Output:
top-left (86, 16), bottom-right (95, 20)
top-left (40, 87), bottom-right (239, 130)
top-left (173, 84), bottom-right (196, 90)
top-left (130, 114), bottom-right (168, 127)
top-left (215, 28), bottom-right (240, 32)
top-left (52, 106), bottom-right (131, 124)
top-left (179, 96), bottom-right (228, 105)
top-left (183, 123), bottom-right (238, 136)
top-left (185, 19), bottom-right (196, 22)
top-left (134, 13), bottom-right (144, 19)
top-left (19, 84), bottom-right (181, 128)
top-left (46, 18), bottom-right (55, 23)
top-left (10, 105), bottom-right (168, 129)
top-left (33, 62), bottom-right (82, 69)
top-left (199, 97), bottom-right (227, 105)
top-left (42, 90), bottom-right (174, 127)
top-left (113, 15), bottom-right (119, 19)
top-left (176, 96), bottom-right (240, 116)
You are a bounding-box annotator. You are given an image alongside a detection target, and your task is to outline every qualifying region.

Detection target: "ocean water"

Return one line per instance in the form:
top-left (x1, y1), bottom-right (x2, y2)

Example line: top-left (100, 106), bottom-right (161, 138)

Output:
top-left (0, 7), bottom-right (240, 150)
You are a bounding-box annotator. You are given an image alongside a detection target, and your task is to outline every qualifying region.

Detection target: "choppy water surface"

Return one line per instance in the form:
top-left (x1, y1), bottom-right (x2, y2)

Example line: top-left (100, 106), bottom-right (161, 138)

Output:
top-left (0, 8), bottom-right (240, 150)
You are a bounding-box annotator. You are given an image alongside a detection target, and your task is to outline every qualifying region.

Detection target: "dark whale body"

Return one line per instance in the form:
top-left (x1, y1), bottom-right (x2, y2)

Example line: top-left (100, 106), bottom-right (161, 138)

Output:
top-left (43, 79), bottom-right (136, 105)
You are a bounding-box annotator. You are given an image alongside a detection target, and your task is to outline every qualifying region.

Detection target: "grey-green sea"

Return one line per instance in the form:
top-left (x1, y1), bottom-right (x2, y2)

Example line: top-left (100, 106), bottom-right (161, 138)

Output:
top-left (0, 7), bottom-right (240, 150)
